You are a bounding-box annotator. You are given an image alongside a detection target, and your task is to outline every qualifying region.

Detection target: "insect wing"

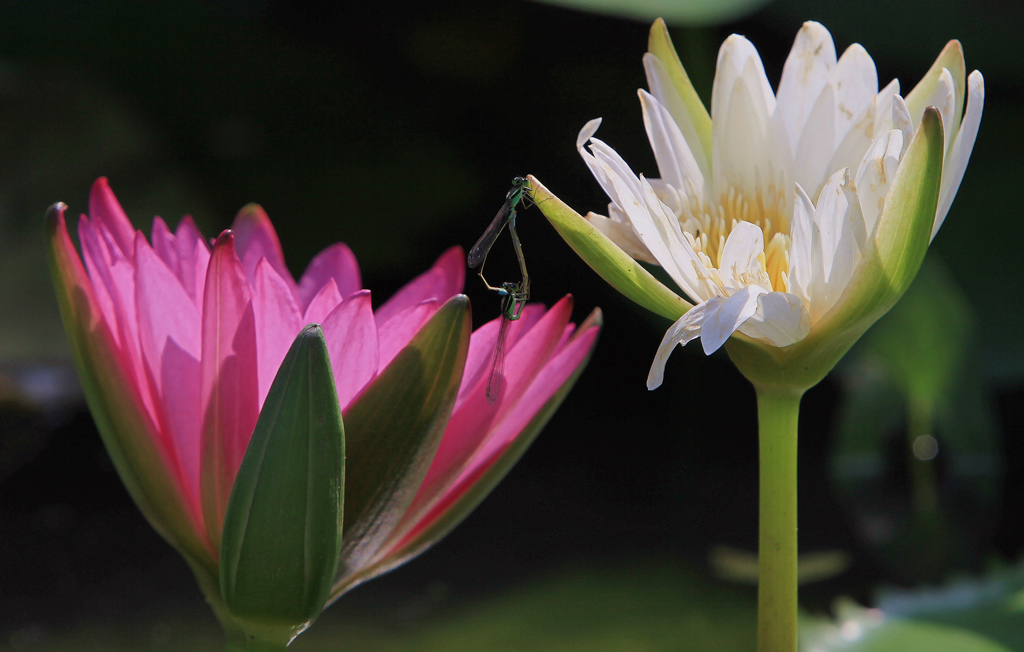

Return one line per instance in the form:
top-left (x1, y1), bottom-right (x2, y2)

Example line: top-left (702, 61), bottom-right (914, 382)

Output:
top-left (468, 200), bottom-right (512, 269)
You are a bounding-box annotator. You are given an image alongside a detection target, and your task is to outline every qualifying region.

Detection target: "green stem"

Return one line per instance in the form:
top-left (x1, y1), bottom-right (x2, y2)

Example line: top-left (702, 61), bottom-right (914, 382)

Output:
top-left (755, 385), bottom-right (802, 652)
top-left (179, 556), bottom-right (248, 651)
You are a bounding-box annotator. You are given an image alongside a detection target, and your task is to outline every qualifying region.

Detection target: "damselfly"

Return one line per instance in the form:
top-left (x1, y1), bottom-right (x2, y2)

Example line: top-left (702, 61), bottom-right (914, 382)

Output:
top-left (468, 177), bottom-right (533, 404)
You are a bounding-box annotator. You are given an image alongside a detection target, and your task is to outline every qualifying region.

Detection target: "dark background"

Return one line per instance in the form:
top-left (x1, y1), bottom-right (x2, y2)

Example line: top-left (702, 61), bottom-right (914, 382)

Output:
top-left (1, 0), bottom-right (1021, 648)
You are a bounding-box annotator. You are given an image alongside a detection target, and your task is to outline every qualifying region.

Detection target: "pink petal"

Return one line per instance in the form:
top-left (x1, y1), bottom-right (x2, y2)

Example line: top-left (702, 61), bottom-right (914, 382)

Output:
top-left (77, 217), bottom-right (123, 348)
top-left (151, 216), bottom-right (210, 305)
top-left (79, 216), bottom-right (156, 425)
top-left (252, 258), bottom-right (303, 408)
top-left (458, 317), bottom-right (504, 407)
top-left (455, 303), bottom-right (550, 410)
top-left (374, 247), bottom-right (464, 326)
top-left (376, 300), bottom-right (437, 371)
top-left (302, 278), bottom-right (343, 325)
top-left (467, 316), bottom-right (597, 474)
top-left (322, 290), bottom-right (379, 410)
top-left (151, 218), bottom-right (176, 270)
top-left (48, 205), bottom-right (208, 554)
top-left (89, 177), bottom-right (136, 260)
top-left (394, 308), bottom-right (600, 551)
top-left (411, 298), bottom-right (573, 506)
top-left (184, 231), bottom-right (212, 309)
top-left (134, 235), bottom-right (203, 517)
top-left (297, 243), bottom-right (362, 310)
top-left (199, 231), bottom-right (260, 546)
top-left (230, 203), bottom-right (295, 290)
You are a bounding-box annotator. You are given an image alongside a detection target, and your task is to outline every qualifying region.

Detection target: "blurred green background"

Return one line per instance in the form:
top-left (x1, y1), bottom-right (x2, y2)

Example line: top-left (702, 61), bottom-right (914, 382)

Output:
top-left (1, 0), bottom-right (1021, 649)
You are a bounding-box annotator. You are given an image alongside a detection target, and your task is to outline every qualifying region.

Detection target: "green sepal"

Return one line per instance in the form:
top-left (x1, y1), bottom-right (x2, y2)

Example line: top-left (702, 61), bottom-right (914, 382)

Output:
top-left (336, 308), bottom-right (603, 595)
top-left (219, 324), bottom-right (345, 646)
top-left (331, 295), bottom-right (471, 596)
top-left (529, 175), bottom-right (691, 322)
top-left (727, 107), bottom-right (944, 392)
top-left (44, 203), bottom-right (217, 578)
top-left (905, 40), bottom-right (966, 152)
top-left (647, 18), bottom-right (713, 169)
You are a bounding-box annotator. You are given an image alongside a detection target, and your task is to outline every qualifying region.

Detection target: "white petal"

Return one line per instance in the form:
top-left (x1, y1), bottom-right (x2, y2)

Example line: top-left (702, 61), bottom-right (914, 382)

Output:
top-left (639, 90), bottom-right (705, 198)
top-left (912, 67), bottom-right (956, 153)
top-left (714, 73), bottom-right (771, 202)
top-left (776, 21), bottom-right (837, 152)
top-left (712, 35), bottom-right (776, 129)
top-left (811, 169), bottom-right (862, 320)
top-left (872, 78), bottom-right (901, 134)
top-left (788, 182), bottom-right (816, 307)
top-left (577, 117), bottom-right (602, 151)
top-left (822, 80), bottom-right (901, 200)
top-left (891, 95), bottom-right (914, 157)
top-left (584, 210), bottom-right (657, 264)
top-left (699, 285), bottom-right (766, 354)
top-left (794, 84), bottom-right (837, 198)
top-left (647, 301), bottom-right (714, 390)
top-left (855, 129), bottom-right (904, 236)
top-left (719, 220), bottom-right (765, 284)
top-left (577, 118), bottom-right (618, 201)
top-left (738, 291), bottom-right (810, 346)
top-left (587, 145), bottom-right (708, 301)
top-left (643, 53), bottom-right (712, 182)
top-left (639, 175), bottom-right (715, 301)
top-left (934, 68), bottom-right (957, 155)
top-left (933, 70), bottom-right (984, 239)
top-left (831, 44), bottom-right (878, 145)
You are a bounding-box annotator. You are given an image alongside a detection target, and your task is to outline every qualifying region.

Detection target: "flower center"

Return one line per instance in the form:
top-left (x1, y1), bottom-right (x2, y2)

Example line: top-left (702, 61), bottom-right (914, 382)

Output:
top-left (672, 184), bottom-right (792, 294)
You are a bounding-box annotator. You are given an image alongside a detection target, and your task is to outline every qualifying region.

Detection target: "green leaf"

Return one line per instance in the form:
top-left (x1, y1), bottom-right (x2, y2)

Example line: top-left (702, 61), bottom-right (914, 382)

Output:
top-left (529, 175), bottom-right (690, 322)
top-left (219, 325), bottom-right (344, 646)
top-left (331, 295), bottom-right (471, 596)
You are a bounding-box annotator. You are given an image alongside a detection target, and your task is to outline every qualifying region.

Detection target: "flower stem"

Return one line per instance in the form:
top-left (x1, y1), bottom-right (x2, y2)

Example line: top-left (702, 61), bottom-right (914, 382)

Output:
top-left (755, 385), bottom-right (802, 652)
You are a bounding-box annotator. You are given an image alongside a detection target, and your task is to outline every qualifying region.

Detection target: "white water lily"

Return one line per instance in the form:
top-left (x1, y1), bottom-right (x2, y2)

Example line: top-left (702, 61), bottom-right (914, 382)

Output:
top-left (575, 21), bottom-right (983, 390)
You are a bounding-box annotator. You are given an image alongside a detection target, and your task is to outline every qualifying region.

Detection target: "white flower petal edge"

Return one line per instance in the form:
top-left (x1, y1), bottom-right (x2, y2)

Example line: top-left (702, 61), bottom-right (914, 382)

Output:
top-left (934, 70), bottom-right (984, 238)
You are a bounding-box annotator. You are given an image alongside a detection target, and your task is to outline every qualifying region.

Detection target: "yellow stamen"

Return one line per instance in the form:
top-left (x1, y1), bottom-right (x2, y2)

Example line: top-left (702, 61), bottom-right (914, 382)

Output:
top-left (673, 185), bottom-right (791, 293)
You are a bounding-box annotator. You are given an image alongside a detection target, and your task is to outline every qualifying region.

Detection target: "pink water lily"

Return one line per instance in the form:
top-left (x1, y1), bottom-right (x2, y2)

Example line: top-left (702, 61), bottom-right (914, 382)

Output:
top-left (47, 178), bottom-right (600, 627)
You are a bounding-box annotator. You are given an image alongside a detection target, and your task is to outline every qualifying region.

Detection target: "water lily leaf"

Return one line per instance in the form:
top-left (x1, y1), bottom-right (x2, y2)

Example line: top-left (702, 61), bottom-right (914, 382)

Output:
top-left (805, 563), bottom-right (1024, 652)
top-left (332, 295), bottom-right (470, 593)
top-left (873, 562), bottom-right (1024, 650)
top-left (219, 324), bottom-right (344, 646)
top-left (802, 601), bottom-right (1013, 652)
